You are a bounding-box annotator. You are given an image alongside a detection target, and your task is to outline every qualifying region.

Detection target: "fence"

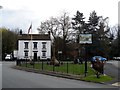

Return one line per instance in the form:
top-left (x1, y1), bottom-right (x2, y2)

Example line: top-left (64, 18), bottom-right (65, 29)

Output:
top-left (16, 59), bottom-right (98, 77)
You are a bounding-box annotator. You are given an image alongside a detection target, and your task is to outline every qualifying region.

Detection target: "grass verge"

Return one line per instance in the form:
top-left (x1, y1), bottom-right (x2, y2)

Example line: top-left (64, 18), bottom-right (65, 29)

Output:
top-left (82, 75), bottom-right (112, 83)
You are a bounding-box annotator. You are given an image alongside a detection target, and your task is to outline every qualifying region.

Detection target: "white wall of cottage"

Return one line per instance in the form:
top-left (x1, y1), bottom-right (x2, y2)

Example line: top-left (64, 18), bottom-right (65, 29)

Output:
top-left (18, 40), bottom-right (51, 60)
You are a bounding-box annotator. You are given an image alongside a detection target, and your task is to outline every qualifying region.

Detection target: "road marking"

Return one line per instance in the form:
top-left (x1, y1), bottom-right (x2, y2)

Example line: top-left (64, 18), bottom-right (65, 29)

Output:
top-left (112, 82), bottom-right (120, 86)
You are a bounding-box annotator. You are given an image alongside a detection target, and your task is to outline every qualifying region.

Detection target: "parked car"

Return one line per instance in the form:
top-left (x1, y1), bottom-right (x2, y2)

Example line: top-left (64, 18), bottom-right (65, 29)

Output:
top-left (113, 57), bottom-right (120, 61)
top-left (5, 54), bottom-right (12, 61)
top-left (92, 56), bottom-right (107, 61)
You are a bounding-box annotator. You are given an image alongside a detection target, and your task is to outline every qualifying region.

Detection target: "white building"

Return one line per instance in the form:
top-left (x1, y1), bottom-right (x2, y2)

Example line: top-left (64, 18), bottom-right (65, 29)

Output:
top-left (17, 33), bottom-right (51, 60)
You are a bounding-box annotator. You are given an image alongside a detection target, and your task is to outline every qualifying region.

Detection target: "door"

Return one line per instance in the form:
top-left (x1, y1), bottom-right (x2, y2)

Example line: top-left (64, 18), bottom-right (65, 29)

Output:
top-left (34, 52), bottom-right (37, 61)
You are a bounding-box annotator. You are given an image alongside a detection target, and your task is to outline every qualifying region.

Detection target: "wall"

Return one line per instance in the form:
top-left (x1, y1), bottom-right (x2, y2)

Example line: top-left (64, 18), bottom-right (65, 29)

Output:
top-left (18, 40), bottom-right (51, 60)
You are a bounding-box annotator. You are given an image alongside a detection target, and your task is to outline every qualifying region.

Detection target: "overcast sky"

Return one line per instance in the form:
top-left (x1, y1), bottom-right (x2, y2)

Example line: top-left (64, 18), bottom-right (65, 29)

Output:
top-left (0, 0), bottom-right (119, 33)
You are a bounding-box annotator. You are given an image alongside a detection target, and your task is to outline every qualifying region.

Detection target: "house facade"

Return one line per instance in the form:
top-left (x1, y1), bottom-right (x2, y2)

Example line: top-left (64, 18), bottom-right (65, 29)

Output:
top-left (17, 34), bottom-right (51, 60)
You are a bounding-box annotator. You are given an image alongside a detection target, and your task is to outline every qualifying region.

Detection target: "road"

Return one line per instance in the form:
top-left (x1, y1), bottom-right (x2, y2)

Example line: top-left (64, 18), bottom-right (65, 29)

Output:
top-left (105, 61), bottom-right (119, 81)
top-left (2, 61), bottom-right (118, 89)
top-left (104, 61), bottom-right (120, 86)
top-left (106, 61), bottom-right (119, 69)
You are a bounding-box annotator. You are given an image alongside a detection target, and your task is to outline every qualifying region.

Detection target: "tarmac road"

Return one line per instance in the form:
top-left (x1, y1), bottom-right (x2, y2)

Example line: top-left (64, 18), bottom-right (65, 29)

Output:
top-left (104, 61), bottom-right (120, 86)
top-left (2, 61), bottom-right (118, 89)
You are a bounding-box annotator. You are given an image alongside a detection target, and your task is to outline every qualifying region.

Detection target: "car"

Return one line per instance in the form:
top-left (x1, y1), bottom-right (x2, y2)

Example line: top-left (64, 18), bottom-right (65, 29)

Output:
top-left (113, 57), bottom-right (120, 61)
top-left (5, 54), bottom-right (12, 60)
top-left (91, 56), bottom-right (107, 62)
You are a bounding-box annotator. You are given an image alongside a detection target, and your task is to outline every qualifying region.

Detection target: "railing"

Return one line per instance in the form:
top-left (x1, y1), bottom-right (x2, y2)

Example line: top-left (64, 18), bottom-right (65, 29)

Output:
top-left (16, 59), bottom-right (98, 78)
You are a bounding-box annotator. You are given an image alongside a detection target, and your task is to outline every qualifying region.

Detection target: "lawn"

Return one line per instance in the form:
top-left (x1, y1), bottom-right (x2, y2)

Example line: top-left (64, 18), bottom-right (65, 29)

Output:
top-left (82, 75), bottom-right (112, 83)
top-left (19, 61), bottom-right (113, 83)
top-left (20, 61), bottom-right (95, 76)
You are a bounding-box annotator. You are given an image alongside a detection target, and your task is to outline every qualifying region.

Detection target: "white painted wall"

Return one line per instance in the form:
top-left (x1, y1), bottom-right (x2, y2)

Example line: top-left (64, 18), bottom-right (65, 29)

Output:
top-left (18, 40), bottom-right (51, 60)
top-left (13, 50), bottom-right (18, 58)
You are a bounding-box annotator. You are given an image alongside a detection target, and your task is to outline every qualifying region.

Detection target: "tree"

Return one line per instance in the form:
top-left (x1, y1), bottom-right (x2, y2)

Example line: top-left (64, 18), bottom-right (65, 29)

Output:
top-left (37, 17), bottom-right (61, 65)
top-left (72, 11), bottom-right (86, 43)
top-left (109, 25), bottom-right (120, 57)
top-left (118, 26), bottom-right (120, 56)
top-left (87, 11), bottom-right (110, 58)
top-left (59, 12), bottom-right (72, 59)
top-left (97, 17), bottom-right (110, 57)
top-left (38, 13), bottom-right (72, 61)
top-left (1, 28), bottom-right (18, 59)
top-left (71, 11), bottom-right (87, 60)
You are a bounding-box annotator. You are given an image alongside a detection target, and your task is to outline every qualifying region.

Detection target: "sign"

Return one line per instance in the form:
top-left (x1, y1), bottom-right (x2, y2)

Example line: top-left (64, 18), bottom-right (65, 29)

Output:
top-left (79, 34), bottom-right (92, 44)
top-left (58, 51), bottom-right (62, 54)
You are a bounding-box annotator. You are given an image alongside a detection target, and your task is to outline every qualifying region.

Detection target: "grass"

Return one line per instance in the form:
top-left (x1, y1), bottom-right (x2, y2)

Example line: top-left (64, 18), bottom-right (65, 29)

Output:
top-left (82, 75), bottom-right (112, 83)
top-left (19, 61), bottom-right (113, 83)
top-left (20, 61), bottom-right (95, 75)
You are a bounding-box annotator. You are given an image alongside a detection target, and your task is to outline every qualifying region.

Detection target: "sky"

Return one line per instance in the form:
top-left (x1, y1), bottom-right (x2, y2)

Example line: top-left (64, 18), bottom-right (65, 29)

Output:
top-left (0, 0), bottom-right (119, 34)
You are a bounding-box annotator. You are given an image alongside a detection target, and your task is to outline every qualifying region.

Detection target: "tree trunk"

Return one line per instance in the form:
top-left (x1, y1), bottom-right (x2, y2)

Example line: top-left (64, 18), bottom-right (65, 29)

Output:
top-left (50, 44), bottom-right (59, 65)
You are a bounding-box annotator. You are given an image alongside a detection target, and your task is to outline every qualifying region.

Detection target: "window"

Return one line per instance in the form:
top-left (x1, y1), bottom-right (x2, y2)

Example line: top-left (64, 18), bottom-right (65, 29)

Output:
top-left (33, 42), bottom-right (38, 49)
top-left (42, 42), bottom-right (46, 49)
top-left (43, 44), bottom-right (46, 49)
top-left (24, 42), bottom-right (29, 49)
top-left (24, 51), bottom-right (28, 58)
top-left (42, 51), bottom-right (46, 57)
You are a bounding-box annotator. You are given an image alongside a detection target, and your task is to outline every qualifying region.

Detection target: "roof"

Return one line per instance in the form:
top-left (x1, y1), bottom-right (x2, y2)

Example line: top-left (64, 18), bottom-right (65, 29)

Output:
top-left (18, 34), bottom-right (51, 40)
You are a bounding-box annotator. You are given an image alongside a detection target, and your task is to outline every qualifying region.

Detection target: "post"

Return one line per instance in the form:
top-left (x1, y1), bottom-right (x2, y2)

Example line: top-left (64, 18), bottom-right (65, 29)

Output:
top-left (53, 63), bottom-right (55, 71)
top-left (84, 59), bottom-right (87, 77)
top-left (84, 44), bottom-right (87, 77)
top-left (16, 59), bottom-right (18, 66)
top-left (67, 61), bottom-right (68, 73)
top-left (101, 61), bottom-right (104, 75)
top-left (42, 59), bottom-right (43, 70)
top-left (32, 60), bottom-right (34, 68)
top-left (19, 59), bottom-right (21, 66)
top-left (26, 59), bottom-right (27, 67)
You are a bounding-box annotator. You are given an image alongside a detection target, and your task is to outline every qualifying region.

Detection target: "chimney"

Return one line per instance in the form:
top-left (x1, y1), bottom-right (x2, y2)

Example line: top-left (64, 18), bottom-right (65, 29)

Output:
top-left (19, 29), bottom-right (22, 35)
top-left (48, 31), bottom-right (50, 35)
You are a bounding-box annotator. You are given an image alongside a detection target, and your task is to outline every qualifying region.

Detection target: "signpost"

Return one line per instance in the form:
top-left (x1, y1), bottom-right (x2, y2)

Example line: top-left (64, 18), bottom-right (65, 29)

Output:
top-left (79, 34), bottom-right (92, 44)
top-left (79, 34), bottom-right (92, 77)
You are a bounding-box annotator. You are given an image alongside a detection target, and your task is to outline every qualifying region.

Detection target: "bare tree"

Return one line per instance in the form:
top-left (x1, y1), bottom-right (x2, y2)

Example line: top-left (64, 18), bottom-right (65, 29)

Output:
top-left (37, 17), bottom-right (61, 65)
top-left (59, 12), bottom-right (72, 59)
top-left (38, 17), bottom-right (62, 39)
top-left (37, 12), bottom-right (73, 61)
top-left (108, 25), bottom-right (118, 40)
